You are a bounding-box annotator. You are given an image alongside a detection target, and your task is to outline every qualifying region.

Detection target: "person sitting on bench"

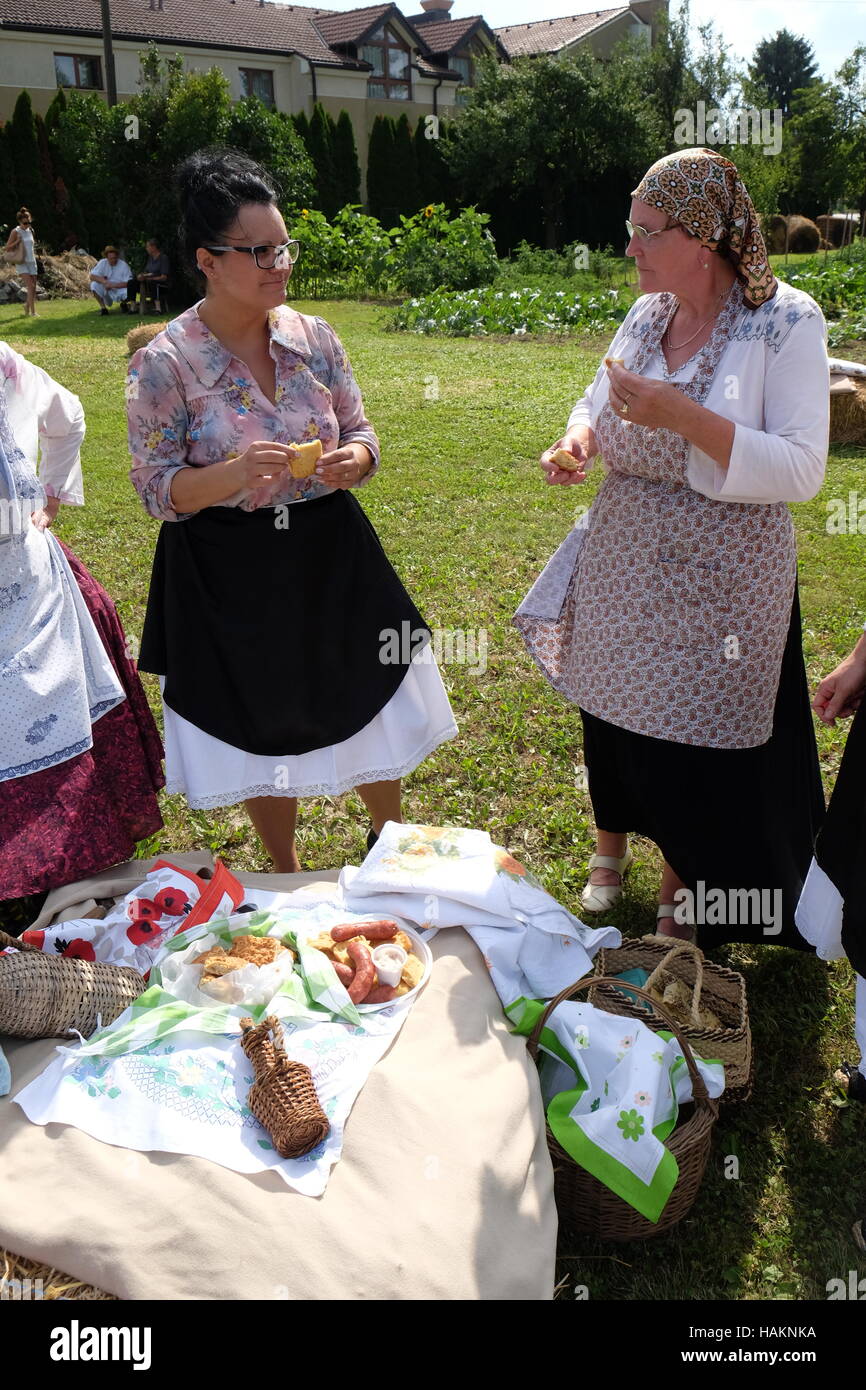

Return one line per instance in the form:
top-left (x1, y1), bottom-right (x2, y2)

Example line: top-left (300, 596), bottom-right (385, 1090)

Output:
top-left (90, 245), bottom-right (133, 315)
top-left (123, 238), bottom-right (171, 314)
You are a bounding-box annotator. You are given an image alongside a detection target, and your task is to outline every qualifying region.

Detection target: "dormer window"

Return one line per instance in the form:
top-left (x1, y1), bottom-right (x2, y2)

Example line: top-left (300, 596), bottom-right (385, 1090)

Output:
top-left (361, 23), bottom-right (411, 100)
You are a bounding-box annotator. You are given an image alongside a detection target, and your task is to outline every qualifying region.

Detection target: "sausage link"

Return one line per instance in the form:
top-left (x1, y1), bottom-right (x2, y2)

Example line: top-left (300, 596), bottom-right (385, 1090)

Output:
top-left (346, 940), bottom-right (375, 1002)
top-left (330, 920), bottom-right (398, 944)
top-left (332, 961), bottom-right (355, 987)
top-left (363, 984), bottom-right (397, 1005)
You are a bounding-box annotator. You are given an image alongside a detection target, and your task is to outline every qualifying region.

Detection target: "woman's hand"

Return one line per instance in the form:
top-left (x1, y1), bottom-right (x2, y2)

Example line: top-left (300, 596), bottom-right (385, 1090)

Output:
top-left (30, 496), bottom-right (61, 530)
top-left (223, 440), bottom-right (295, 492)
top-left (606, 362), bottom-right (679, 430)
top-left (540, 427), bottom-right (597, 485)
top-left (813, 640), bottom-right (866, 724)
top-left (315, 444), bottom-right (373, 489)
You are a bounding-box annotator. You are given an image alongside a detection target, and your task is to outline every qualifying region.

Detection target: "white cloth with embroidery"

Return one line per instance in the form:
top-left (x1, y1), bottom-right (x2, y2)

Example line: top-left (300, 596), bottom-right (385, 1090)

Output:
top-left (339, 822), bottom-right (620, 1003)
top-left (14, 899), bottom-right (422, 1196)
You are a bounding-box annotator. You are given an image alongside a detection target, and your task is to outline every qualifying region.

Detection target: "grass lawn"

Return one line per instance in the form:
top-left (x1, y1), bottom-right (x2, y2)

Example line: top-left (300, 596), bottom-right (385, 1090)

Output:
top-left (2, 292), bottom-right (865, 1302)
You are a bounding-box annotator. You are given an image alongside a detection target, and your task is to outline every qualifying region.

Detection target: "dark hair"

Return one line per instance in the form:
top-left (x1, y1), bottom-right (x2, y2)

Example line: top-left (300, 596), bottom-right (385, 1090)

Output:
top-left (146, 235), bottom-right (161, 250)
top-left (174, 147), bottom-right (281, 284)
top-left (17, 207), bottom-right (31, 221)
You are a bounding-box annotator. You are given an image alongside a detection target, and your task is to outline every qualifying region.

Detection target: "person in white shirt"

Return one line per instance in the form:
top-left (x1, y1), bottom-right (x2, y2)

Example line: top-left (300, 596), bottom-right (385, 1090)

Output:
top-left (3, 207), bottom-right (38, 317)
top-left (514, 147), bottom-right (829, 950)
top-left (89, 245), bottom-right (133, 315)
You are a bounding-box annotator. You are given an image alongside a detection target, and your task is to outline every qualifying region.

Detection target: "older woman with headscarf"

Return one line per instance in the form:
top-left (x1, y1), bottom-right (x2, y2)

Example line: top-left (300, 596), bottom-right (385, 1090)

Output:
top-left (515, 148), bottom-right (829, 948)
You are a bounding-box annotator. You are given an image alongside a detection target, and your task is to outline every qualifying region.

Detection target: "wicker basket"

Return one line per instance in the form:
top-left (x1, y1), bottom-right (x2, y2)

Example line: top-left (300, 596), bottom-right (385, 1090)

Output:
top-left (240, 1015), bottom-right (330, 1159)
top-left (528, 975), bottom-right (719, 1241)
top-left (0, 930), bottom-right (146, 1040)
top-left (591, 936), bottom-right (752, 1103)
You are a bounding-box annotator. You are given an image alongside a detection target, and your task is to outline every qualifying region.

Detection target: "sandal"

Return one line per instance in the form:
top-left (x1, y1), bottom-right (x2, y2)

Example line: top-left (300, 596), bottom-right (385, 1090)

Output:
top-left (654, 902), bottom-right (697, 943)
top-left (834, 1061), bottom-right (866, 1103)
top-left (580, 846), bottom-right (633, 913)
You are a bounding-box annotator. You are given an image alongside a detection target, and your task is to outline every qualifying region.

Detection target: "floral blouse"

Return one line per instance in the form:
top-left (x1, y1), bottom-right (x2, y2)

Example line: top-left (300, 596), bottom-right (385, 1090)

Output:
top-left (126, 300), bottom-right (381, 521)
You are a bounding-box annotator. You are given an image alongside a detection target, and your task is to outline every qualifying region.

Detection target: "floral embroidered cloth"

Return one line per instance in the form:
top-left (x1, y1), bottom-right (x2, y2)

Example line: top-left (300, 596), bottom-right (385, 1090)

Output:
top-left (508, 995), bottom-right (724, 1221)
top-left (339, 822), bottom-right (620, 1002)
top-left (14, 899), bottom-right (424, 1196)
top-left (126, 301), bottom-right (380, 522)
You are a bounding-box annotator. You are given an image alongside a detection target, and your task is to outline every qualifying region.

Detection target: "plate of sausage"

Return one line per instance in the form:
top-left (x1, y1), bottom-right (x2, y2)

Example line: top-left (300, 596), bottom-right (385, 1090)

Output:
top-left (299, 915), bottom-right (433, 1011)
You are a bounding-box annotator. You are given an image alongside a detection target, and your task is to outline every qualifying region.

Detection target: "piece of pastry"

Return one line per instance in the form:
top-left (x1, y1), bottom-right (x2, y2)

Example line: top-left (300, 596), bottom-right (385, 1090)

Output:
top-left (288, 439), bottom-right (323, 479)
top-left (229, 935), bottom-right (288, 966)
top-left (550, 447), bottom-right (583, 471)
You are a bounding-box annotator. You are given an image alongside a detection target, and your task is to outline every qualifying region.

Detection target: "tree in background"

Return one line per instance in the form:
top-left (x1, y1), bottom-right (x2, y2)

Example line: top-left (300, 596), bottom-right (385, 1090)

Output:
top-left (392, 112), bottom-right (420, 218)
top-left (836, 45), bottom-right (866, 222)
top-left (6, 91), bottom-right (54, 243)
top-left (0, 126), bottom-right (19, 233)
top-left (332, 109), bottom-right (361, 208)
top-left (367, 115), bottom-right (397, 224)
top-left (749, 29), bottom-right (820, 118)
top-left (307, 102), bottom-right (340, 217)
top-left (414, 114), bottom-right (453, 209)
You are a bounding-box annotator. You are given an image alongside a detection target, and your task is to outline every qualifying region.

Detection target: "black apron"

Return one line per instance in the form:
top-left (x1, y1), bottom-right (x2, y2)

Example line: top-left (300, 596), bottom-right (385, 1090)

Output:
top-left (139, 491), bottom-right (430, 757)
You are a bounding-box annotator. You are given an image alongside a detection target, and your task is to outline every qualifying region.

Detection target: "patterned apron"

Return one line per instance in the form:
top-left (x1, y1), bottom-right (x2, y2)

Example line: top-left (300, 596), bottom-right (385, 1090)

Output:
top-left (515, 282), bottom-right (796, 750)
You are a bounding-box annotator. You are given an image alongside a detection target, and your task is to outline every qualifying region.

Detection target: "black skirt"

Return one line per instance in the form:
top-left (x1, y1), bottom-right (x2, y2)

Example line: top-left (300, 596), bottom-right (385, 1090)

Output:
top-left (812, 694), bottom-right (866, 978)
top-left (579, 586), bottom-right (826, 949)
top-left (139, 491), bottom-right (429, 757)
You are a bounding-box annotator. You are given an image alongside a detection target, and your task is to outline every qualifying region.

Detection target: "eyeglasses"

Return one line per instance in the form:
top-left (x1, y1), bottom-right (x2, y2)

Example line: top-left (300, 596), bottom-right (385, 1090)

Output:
top-left (625, 219), bottom-right (678, 243)
top-left (201, 240), bottom-right (300, 269)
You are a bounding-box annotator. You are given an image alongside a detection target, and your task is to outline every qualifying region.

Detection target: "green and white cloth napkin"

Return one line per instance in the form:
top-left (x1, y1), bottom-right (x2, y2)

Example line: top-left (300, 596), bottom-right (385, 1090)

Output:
top-left (509, 995), bottom-right (725, 1222)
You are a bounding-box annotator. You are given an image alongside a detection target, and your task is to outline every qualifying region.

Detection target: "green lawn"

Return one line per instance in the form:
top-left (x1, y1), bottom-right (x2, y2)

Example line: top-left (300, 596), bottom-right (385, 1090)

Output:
top-left (2, 294), bottom-right (865, 1301)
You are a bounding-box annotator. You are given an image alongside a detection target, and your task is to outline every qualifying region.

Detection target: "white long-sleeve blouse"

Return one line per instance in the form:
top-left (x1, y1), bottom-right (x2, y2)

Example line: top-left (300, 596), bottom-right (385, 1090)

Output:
top-left (567, 279), bottom-right (829, 504)
top-left (0, 342), bottom-right (86, 505)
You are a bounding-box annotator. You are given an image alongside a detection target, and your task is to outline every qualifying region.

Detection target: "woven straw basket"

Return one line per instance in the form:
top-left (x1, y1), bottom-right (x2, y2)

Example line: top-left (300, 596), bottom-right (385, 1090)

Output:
top-left (0, 929), bottom-right (146, 1040)
top-left (240, 1014), bottom-right (330, 1159)
top-left (591, 936), bottom-right (753, 1102)
top-left (528, 975), bottom-right (719, 1241)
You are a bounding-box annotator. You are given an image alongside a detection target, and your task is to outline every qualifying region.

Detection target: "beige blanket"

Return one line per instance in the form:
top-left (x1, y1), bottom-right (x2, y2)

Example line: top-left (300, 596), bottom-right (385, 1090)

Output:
top-left (1, 857), bottom-right (556, 1300)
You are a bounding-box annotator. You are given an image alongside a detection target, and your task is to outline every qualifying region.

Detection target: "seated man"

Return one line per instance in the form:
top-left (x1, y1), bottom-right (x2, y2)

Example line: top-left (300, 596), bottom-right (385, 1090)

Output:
top-left (123, 238), bottom-right (171, 314)
top-left (90, 245), bottom-right (133, 315)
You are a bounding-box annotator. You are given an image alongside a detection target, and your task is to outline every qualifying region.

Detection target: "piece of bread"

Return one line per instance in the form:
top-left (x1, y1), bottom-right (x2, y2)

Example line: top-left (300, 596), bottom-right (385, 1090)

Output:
top-left (195, 947), bottom-right (247, 979)
top-left (288, 439), bottom-right (323, 479)
top-left (550, 447), bottom-right (583, 472)
top-left (604, 357), bottom-right (625, 367)
top-left (228, 935), bottom-right (287, 966)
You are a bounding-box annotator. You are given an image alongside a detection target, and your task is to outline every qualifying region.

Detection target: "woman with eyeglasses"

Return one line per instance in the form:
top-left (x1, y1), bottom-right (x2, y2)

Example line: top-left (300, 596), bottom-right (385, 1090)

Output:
top-left (127, 148), bottom-right (456, 871)
top-left (4, 208), bottom-right (39, 317)
top-left (515, 148), bottom-right (829, 948)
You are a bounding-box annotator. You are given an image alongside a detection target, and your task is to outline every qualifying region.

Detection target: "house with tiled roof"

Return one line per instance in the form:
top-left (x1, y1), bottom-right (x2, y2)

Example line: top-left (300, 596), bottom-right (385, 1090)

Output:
top-left (0, 0), bottom-right (666, 190)
top-left (495, 2), bottom-right (666, 60)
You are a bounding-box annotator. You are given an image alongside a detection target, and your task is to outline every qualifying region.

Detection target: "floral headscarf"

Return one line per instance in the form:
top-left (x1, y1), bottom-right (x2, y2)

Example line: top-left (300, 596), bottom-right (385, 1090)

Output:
top-left (630, 148), bottom-right (777, 309)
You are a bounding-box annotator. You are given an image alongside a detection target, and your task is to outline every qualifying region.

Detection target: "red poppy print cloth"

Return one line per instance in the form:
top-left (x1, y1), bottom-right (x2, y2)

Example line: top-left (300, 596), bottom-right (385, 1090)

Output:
top-left (13, 859), bottom-right (245, 975)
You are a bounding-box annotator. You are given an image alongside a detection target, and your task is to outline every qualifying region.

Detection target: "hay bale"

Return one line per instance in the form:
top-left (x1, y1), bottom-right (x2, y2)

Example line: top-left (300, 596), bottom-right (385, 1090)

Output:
top-left (126, 321), bottom-right (168, 355)
top-left (830, 377), bottom-right (866, 444)
top-left (765, 214), bottom-right (788, 254)
top-left (785, 215), bottom-right (821, 254)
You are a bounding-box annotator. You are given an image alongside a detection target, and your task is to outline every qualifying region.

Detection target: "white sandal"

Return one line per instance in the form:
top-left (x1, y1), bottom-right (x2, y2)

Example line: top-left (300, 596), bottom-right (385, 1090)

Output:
top-left (580, 846), bottom-right (633, 913)
top-left (654, 902), bottom-right (696, 943)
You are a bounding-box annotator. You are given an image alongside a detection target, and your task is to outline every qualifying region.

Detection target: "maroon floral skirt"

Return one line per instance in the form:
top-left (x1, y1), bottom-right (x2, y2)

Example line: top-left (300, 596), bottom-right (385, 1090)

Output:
top-left (0, 539), bottom-right (165, 900)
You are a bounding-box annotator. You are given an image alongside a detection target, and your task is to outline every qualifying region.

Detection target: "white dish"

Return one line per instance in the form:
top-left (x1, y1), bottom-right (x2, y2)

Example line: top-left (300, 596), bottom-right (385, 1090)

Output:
top-left (296, 915), bottom-right (433, 1012)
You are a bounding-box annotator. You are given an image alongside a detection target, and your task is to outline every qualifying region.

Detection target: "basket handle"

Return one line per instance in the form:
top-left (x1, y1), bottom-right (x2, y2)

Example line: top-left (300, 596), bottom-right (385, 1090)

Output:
top-left (643, 936), bottom-right (705, 1025)
top-left (526, 974), bottom-right (710, 1102)
top-left (0, 928), bottom-right (42, 955)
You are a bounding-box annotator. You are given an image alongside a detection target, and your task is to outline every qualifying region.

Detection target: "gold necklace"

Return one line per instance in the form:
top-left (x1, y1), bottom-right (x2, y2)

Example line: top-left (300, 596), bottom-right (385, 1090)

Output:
top-left (665, 286), bottom-right (731, 352)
